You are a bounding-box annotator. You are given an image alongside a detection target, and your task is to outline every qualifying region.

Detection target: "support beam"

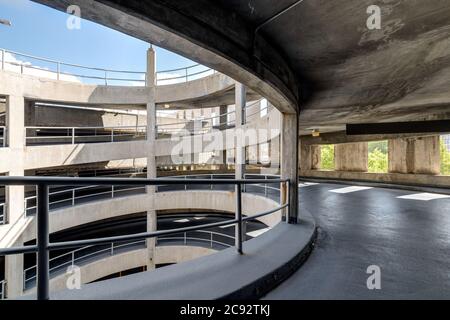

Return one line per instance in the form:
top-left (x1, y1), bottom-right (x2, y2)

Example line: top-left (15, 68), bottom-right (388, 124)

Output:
top-left (281, 113), bottom-right (299, 223)
top-left (146, 47), bottom-right (157, 270)
top-left (4, 95), bottom-right (26, 298)
top-left (235, 83), bottom-right (246, 246)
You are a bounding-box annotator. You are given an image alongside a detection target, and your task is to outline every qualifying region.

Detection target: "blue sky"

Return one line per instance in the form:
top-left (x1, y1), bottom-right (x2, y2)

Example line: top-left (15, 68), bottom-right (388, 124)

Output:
top-left (0, 0), bottom-right (196, 72)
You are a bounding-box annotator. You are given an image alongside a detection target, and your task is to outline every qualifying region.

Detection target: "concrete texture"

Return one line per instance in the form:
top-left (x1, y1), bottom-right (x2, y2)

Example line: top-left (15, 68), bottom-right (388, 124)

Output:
top-left (334, 143), bottom-right (368, 172)
top-left (265, 182), bottom-right (450, 299)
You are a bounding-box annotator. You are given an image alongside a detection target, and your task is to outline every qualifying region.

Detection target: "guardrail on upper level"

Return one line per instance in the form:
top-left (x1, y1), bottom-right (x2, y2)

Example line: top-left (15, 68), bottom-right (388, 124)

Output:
top-left (1, 48), bottom-right (215, 87)
top-left (20, 173), bottom-right (280, 216)
top-left (0, 280), bottom-right (5, 300)
top-left (0, 176), bottom-right (290, 300)
top-left (0, 203), bottom-right (5, 225)
top-left (155, 64), bottom-right (215, 86)
top-left (25, 126), bottom-right (147, 146)
top-left (23, 229), bottom-right (235, 290)
top-left (0, 126), bottom-right (6, 147)
top-left (156, 99), bottom-right (268, 137)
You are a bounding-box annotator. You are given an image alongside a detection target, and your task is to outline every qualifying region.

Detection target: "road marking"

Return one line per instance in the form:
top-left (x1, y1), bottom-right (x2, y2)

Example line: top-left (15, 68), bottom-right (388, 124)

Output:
top-left (246, 227), bottom-right (271, 237)
top-left (194, 217), bottom-right (206, 220)
top-left (219, 224), bottom-right (234, 229)
top-left (397, 193), bottom-right (450, 201)
top-left (329, 186), bottom-right (373, 193)
top-left (299, 182), bottom-right (319, 188)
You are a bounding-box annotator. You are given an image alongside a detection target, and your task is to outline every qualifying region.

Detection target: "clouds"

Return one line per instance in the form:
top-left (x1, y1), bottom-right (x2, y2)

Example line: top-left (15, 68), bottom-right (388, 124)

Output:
top-left (1, 51), bottom-right (81, 83)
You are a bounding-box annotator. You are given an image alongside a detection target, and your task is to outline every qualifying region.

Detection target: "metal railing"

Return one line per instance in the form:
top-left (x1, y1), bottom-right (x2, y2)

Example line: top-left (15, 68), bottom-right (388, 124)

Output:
top-left (0, 126), bottom-right (5, 147)
top-left (156, 64), bottom-right (215, 85)
top-left (156, 100), bottom-right (268, 137)
top-left (0, 176), bottom-right (290, 300)
top-left (1, 48), bottom-right (147, 86)
top-left (25, 126), bottom-right (147, 146)
top-left (23, 229), bottom-right (235, 290)
top-left (1, 48), bottom-right (216, 86)
top-left (0, 280), bottom-right (5, 300)
top-left (18, 173), bottom-right (281, 216)
top-left (0, 203), bottom-right (5, 225)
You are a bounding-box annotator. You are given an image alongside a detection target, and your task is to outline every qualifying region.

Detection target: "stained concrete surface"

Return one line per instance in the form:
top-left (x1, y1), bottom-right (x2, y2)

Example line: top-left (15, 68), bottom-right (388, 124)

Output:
top-left (265, 182), bottom-right (450, 299)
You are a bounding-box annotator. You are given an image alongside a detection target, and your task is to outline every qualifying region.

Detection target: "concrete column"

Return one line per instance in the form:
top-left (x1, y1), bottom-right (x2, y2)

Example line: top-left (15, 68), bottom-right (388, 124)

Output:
top-left (281, 113), bottom-right (299, 223)
top-left (5, 95), bottom-right (25, 298)
top-left (299, 140), bottom-right (320, 172)
top-left (146, 47), bottom-right (157, 270)
top-left (388, 138), bottom-right (408, 173)
top-left (219, 105), bottom-right (228, 166)
top-left (335, 142), bottom-right (368, 172)
top-left (310, 145), bottom-right (321, 170)
top-left (234, 83), bottom-right (246, 244)
top-left (235, 83), bottom-right (246, 179)
top-left (389, 136), bottom-right (440, 174)
top-left (5, 248), bottom-right (24, 298)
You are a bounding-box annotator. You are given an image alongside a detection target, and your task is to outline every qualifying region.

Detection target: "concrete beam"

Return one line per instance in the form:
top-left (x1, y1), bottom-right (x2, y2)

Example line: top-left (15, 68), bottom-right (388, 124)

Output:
top-left (31, 0), bottom-right (299, 114)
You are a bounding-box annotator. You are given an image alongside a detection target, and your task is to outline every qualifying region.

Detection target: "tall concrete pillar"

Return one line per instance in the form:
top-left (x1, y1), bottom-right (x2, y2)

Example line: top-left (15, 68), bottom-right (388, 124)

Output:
top-left (146, 47), bottom-right (157, 270)
top-left (281, 113), bottom-right (299, 223)
top-left (335, 142), bottom-right (368, 172)
top-left (299, 140), bottom-right (321, 172)
top-left (219, 105), bottom-right (228, 167)
top-left (234, 83), bottom-right (246, 244)
top-left (5, 95), bottom-right (25, 298)
top-left (389, 136), bottom-right (440, 175)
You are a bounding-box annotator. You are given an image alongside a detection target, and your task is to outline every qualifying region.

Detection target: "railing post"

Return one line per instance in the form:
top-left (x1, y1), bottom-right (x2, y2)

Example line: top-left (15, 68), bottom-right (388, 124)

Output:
top-left (264, 175), bottom-right (268, 197)
top-left (72, 189), bottom-right (75, 206)
top-left (71, 128), bottom-right (75, 145)
top-left (111, 243), bottom-right (114, 256)
top-left (210, 174), bottom-right (213, 190)
top-left (235, 183), bottom-right (243, 254)
top-left (71, 251), bottom-right (75, 267)
top-left (210, 232), bottom-right (213, 248)
top-left (184, 232), bottom-right (187, 245)
top-left (111, 185), bottom-right (115, 198)
top-left (111, 129), bottom-right (114, 142)
top-left (37, 184), bottom-right (50, 300)
top-left (104, 70), bottom-right (108, 85)
top-left (56, 62), bottom-right (60, 80)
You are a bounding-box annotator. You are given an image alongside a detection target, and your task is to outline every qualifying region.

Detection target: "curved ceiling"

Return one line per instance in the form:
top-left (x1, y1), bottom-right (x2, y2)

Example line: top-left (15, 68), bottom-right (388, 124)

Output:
top-left (32, 0), bottom-right (450, 133)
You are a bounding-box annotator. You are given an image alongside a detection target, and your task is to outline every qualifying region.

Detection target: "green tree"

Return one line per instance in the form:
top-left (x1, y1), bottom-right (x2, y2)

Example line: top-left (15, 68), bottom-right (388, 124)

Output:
top-left (368, 147), bottom-right (388, 173)
top-left (440, 138), bottom-right (450, 175)
top-left (320, 145), bottom-right (335, 170)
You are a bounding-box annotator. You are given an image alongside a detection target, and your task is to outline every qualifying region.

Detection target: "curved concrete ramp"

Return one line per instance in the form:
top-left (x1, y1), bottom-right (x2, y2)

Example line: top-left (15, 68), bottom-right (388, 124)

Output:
top-left (27, 217), bottom-right (316, 300)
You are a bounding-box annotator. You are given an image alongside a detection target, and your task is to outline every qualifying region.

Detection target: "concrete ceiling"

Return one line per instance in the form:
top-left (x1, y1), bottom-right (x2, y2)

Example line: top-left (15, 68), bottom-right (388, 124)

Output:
top-left (32, 0), bottom-right (450, 134)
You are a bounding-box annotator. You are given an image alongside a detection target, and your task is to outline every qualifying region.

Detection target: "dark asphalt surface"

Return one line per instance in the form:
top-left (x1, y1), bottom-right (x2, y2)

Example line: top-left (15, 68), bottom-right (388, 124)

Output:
top-left (264, 182), bottom-right (450, 299)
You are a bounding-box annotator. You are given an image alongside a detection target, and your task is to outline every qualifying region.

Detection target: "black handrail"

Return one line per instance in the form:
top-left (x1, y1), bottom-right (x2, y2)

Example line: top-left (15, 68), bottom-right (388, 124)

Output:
top-left (0, 176), bottom-right (290, 300)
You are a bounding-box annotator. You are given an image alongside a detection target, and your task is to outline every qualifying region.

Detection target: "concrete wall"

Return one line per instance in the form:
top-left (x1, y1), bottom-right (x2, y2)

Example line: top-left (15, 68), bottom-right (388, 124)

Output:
top-left (334, 142), bottom-right (368, 172)
top-left (300, 134), bottom-right (448, 187)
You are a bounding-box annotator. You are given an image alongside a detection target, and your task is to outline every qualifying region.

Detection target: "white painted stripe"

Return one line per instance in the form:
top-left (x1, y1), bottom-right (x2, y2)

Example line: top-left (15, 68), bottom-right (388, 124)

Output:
top-left (299, 182), bottom-right (319, 187)
top-left (219, 224), bottom-right (234, 229)
top-left (194, 217), bottom-right (206, 220)
top-left (246, 227), bottom-right (271, 237)
top-left (397, 193), bottom-right (450, 201)
top-left (329, 186), bottom-right (373, 194)
top-left (174, 218), bottom-right (190, 223)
